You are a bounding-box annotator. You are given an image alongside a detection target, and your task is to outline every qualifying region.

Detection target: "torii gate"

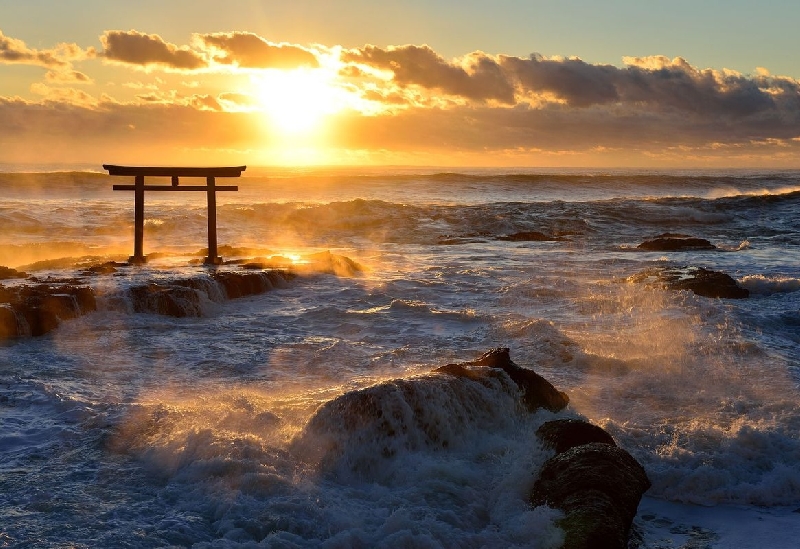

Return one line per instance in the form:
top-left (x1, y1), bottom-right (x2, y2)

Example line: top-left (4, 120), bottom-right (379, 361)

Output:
top-left (103, 164), bottom-right (245, 265)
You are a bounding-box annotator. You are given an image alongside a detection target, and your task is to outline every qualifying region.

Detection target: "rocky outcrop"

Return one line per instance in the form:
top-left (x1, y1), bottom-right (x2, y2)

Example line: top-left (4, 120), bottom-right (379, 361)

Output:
top-left (293, 349), bottom-right (570, 476)
top-left (628, 266), bottom-right (749, 299)
top-left (0, 268), bottom-right (294, 337)
top-left (0, 283), bottom-right (97, 338)
top-left (293, 350), bottom-right (648, 548)
top-left (532, 420), bottom-right (650, 549)
top-left (126, 270), bottom-right (292, 317)
top-left (436, 347), bottom-right (569, 412)
top-left (636, 234), bottom-right (717, 251)
top-left (0, 266), bottom-right (28, 280)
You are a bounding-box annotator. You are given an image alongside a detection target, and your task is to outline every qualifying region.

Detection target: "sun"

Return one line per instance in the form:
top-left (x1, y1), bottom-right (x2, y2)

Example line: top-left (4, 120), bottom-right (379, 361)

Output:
top-left (253, 67), bottom-right (343, 137)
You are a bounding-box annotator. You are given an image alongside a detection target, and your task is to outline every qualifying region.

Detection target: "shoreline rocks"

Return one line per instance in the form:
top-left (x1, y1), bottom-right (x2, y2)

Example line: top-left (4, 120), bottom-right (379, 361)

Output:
top-left (0, 268), bottom-right (294, 339)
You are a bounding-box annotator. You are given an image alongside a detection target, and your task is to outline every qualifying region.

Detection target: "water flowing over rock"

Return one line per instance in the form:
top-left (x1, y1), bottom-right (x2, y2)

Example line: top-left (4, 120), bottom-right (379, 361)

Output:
top-left (0, 268), bottom-right (294, 337)
top-left (0, 283), bottom-right (96, 338)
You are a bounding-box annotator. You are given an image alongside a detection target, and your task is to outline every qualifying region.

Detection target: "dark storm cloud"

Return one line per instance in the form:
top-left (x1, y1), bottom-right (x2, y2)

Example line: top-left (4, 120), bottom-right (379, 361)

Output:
top-left (100, 30), bottom-right (206, 70)
top-left (196, 32), bottom-right (319, 69)
top-left (343, 45), bottom-right (515, 103)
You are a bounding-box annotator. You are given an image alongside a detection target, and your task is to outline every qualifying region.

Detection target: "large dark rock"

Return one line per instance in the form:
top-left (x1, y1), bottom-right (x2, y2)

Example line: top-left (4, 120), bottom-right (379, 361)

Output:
top-left (536, 419), bottom-right (617, 454)
top-left (531, 443), bottom-right (651, 549)
top-left (628, 266), bottom-right (749, 299)
top-left (293, 370), bottom-right (525, 479)
top-left (637, 234), bottom-right (717, 251)
top-left (436, 348), bottom-right (569, 412)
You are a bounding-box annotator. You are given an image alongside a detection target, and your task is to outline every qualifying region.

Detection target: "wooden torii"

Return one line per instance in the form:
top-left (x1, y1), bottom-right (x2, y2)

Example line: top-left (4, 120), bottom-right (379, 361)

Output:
top-left (103, 164), bottom-right (245, 265)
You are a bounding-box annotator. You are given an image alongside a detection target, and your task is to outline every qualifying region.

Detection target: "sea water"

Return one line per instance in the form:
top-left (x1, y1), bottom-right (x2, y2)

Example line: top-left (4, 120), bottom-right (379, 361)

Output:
top-left (1, 166), bottom-right (799, 548)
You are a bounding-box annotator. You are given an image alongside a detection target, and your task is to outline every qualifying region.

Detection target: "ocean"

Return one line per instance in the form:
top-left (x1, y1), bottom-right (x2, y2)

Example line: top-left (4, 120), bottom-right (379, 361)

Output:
top-left (1, 166), bottom-right (799, 548)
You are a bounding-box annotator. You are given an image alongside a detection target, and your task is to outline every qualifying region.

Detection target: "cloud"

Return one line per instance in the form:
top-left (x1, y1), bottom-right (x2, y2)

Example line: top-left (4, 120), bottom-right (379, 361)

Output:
top-left (499, 54), bottom-right (620, 107)
top-left (196, 32), bottom-right (319, 69)
top-left (100, 30), bottom-right (206, 70)
top-left (343, 45), bottom-right (515, 104)
top-left (0, 30), bottom-right (89, 68)
top-left (4, 34), bottom-right (800, 166)
top-left (45, 69), bottom-right (94, 84)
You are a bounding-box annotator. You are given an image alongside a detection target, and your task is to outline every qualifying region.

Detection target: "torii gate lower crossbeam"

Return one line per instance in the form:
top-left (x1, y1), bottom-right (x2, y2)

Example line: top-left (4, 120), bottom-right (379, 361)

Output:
top-left (103, 165), bottom-right (245, 265)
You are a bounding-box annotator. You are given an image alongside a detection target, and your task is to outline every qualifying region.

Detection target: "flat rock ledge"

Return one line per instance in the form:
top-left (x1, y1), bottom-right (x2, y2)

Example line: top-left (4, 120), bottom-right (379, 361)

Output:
top-left (0, 269), bottom-right (293, 340)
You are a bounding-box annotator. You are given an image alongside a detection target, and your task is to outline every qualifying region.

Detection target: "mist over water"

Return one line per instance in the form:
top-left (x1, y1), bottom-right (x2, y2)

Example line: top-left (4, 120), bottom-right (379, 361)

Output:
top-left (1, 167), bottom-right (799, 547)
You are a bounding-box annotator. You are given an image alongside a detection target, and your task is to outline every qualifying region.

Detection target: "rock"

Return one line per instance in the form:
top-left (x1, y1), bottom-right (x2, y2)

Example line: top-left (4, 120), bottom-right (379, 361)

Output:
top-left (536, 419), bottom-right (617, 454)
top-left (497, 231), bottom-right (561, 242)
top-left (80, 261), bottom-right (126, 275)
top-left (212, 271), bottom-right (271, 299)
top-left (437, 348), bottom-right (569, 412)
top-left (0, 283), bottom-right (98, 338)
top-left (637, 234), bottom-right (716, 251)
top-left (129, 284), bottom-right (204, 317)
top-left (0, 304), bottom-right (20, 338)
top-left (628, 266), bottom-right (749, 299)
top-left (531, 442), bottom-right (651, 549)
top-left (0, 266), bottom-right (28, 280)
top-left (293, 371), bottom-right (525, 479)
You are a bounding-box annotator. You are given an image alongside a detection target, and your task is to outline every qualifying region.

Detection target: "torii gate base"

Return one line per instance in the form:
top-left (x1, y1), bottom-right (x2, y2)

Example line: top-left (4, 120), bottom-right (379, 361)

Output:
top-left (103, 165), bottom-right (245, 265)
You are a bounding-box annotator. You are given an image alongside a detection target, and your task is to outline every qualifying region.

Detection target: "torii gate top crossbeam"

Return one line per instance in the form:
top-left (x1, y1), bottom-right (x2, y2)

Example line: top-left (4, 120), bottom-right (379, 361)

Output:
top-left (103, 165), bottom-right (246, 177)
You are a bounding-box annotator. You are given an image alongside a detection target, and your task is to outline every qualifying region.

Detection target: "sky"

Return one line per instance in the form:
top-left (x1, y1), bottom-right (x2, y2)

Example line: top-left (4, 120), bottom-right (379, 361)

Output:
top-left (2, 0), bottom-right (800, 168)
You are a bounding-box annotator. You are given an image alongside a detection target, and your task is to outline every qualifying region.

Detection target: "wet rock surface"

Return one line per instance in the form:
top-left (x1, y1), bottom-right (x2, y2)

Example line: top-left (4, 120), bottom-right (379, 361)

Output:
top-left (0, 283), bottom-right (97, 337)
top-left (436, 347), bottom-right (569, 412)
top-left (0, 266), bottom-right (294, 337)
top-left (532, 442), bottom-right (651, 549)
top-left (636, 234), bottom-right (717, 251)
top-left (628, 266), bottom-right (749, 299)
top-left (536, 418), bottom-right (617, 454)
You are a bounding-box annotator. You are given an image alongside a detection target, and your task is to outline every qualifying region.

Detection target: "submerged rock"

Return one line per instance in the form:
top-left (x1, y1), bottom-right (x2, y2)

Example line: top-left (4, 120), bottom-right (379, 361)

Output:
top-left (436, 347), bottom-right (569, 412)
top-left (636, 234), bottom-right (717, 251)
top-left (628, 266), bottom-right (749, 299)
top-left (531, 442), bottom-right (651, 549)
